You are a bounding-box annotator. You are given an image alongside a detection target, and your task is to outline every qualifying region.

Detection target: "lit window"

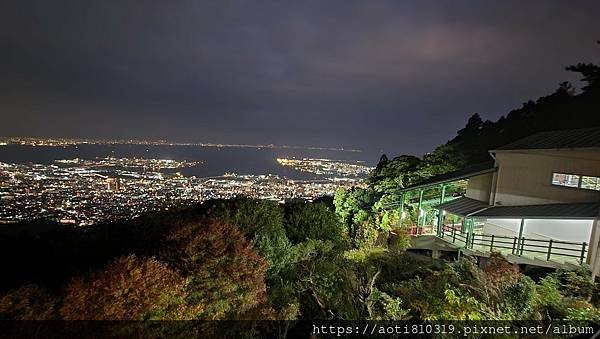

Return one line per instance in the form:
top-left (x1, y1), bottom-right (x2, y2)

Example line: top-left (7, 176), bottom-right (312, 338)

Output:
top-left (581, 176), bottom-right (600, 191)
top-left (552, 172), bottom-right (600, 191)
top-left (551, 173), bottom-right (580, 188)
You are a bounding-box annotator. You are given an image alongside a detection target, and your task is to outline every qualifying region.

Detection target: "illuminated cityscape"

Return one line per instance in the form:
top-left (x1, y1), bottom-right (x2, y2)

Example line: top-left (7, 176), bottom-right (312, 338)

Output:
top-left (277, 157), bottom-right (373, 177)
top-left (0, 154), bottom-right (369, 226)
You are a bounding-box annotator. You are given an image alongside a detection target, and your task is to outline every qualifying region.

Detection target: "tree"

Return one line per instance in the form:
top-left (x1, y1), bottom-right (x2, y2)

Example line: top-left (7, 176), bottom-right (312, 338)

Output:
top-left (374, 154), bottom-right (389, 173)
top-left (285, 201), bottom-right (348, 245)
top-left (456, 113), bottom-right (483, 138)
top-left (160, 220), bottom-right (271, 319)
top-left (200, 198), bottom-right (290, 277)
top-left (60, 255), bottom-right (193, 320)
top-left (566, 61), bottom-right (600, 92)
top-left (0, 285), bottom-right (58, 320)
top-left (275, 239), bottom-right (357, 319)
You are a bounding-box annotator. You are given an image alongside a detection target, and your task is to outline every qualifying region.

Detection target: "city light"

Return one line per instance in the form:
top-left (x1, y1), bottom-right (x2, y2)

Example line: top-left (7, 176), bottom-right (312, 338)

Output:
top-left (0, 156), bottom-right (367, 226)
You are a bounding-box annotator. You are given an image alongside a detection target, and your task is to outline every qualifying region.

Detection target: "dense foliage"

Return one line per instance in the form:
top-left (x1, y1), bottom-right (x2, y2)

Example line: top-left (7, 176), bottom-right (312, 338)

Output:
top-left (1, 199), bottom-right (599, 323)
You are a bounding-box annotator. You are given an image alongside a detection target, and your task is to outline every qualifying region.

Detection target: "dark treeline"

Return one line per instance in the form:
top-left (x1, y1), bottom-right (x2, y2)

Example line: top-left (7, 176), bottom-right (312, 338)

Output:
top-left (432, 53), bottom-right (600, 166)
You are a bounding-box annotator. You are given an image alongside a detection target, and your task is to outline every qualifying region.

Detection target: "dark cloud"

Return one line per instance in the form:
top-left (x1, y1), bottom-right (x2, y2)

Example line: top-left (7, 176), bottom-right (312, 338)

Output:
top-left (1, 0), bottom-right (599, 159)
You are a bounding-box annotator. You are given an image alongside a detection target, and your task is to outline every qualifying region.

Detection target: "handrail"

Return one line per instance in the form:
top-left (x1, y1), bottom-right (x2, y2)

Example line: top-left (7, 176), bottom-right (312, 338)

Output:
top-left (439, 225), bottom-right (587, 264)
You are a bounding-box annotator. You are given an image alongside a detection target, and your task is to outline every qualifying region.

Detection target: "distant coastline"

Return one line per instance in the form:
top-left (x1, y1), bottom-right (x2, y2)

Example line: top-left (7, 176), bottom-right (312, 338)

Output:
top-left (0, 137), bottom-right (361, 152)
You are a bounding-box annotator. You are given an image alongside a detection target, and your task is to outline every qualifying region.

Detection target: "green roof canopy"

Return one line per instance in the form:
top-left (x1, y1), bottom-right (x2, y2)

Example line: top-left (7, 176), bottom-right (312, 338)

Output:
top-left (399, 161), bottom-right (495, 193)
top-left (471, 202), bottom-right (600, 220)
top-left (434, 197), bottom-right (490, 217)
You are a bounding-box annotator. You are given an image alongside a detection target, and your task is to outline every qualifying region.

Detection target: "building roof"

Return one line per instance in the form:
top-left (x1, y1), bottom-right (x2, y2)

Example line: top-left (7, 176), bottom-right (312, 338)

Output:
top-left (493, 127), bottom-right (600, 152)
top-left (434, 197), bottom-right (491, 217)
top-left (399, 161), bottom-right (495, 192)
top-left (471, 202), bottom-right (600, 219)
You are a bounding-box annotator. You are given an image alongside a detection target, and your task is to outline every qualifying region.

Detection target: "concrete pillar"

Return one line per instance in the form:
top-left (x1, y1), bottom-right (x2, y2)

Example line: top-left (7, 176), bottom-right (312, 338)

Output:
top-left (488, 164), bottom-right (499, 205)
top-left (592, 244), bottom-right (600, 282)
top-left (587, 218), bottom-right (600, 265)
top-left (590, 216), bottom-right (600, 281)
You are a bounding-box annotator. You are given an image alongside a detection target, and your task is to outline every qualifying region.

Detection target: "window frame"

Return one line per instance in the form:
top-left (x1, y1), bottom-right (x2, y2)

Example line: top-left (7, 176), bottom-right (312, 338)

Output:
top-left (581, 175), bottom-right (600, 191)
top-left (551, 172), bottom-right (600, 192)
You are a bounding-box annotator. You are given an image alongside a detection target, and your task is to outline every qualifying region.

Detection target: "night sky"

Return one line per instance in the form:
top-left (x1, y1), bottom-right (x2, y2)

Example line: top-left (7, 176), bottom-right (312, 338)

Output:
top-left (1, 1), bottom-right (599, 159)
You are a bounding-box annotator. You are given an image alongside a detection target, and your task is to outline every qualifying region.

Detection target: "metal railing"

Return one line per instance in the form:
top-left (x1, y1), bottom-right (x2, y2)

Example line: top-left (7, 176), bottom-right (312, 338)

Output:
top-left (440, 225), bottom-right (588, 264)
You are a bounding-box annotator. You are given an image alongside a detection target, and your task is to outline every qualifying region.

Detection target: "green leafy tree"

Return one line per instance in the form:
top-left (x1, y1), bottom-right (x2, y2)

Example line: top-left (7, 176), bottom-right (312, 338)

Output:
top-left (269, 239), bottom-right (357, 319)
top-left (285, 201), bottom-right (348, 246)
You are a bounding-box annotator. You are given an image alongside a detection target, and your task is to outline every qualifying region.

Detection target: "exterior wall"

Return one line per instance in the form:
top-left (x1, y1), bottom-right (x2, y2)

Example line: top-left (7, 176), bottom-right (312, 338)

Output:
top-left (465, 172), bottom-right (493, 203)
top-left (482, 218), bottom-right (520, 237)
top-left (482, 218), bottom-right (593, 243)
top-left (493, 149), bottom-right (600, 205)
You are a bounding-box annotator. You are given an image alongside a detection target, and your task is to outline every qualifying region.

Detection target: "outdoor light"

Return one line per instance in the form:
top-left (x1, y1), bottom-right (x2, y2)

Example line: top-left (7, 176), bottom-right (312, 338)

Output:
top-left (401, 211), bottom-right (406, 219)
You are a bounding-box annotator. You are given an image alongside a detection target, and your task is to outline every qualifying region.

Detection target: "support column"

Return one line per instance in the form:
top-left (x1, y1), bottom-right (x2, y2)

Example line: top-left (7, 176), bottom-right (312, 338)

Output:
top-left (399, 193), bottom-right (405, 227)
top-left (468, 218), bottom-right (475, 248)
top-left (437, 209), bottom-right (444, 236)
top-left (588, 217), bottom-right (600, 267)
top-left (592, 220), bottom-right (600, 281)
top-left (517, 218), bottom-right (525, 255)
top-left (592, 207), bottom-right (600, 281)
top-left (438, 185), bottom-right (446, 237)
top-left (417, 189), bottom-right (424, 234)
top-left (439, 184), bottom-right (446, 204)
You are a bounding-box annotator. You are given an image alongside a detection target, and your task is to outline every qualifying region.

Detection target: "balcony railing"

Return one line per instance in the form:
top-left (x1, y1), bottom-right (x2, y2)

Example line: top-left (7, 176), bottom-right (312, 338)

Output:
top-left (440, 225), bottom-right (588, 265)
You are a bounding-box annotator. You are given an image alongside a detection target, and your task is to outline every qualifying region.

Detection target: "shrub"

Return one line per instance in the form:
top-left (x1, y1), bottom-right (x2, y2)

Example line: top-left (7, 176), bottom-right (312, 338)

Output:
top-left (535, 275), bottom-right (564, 319)
top-left (483, 252), bottom-right (522, 290)
top-left (501, 276), bottom-right (537, 320)
top-left (565, 300), bottom-right (600, 320)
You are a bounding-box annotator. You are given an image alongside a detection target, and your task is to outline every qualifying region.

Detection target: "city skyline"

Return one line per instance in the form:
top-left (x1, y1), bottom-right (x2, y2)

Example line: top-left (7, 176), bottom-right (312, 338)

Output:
top-left (1, 1), bottom-right (599, 158)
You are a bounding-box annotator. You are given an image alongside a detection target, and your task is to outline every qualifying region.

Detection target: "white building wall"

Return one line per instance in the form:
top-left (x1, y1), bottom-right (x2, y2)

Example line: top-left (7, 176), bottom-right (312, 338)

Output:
top-left (524, 219), bottom-right (593, 243)
top-left (493, 150), bottom-right (600, 206)
top-left (465, 173), bottom-right (493, 203)
top-left (482, 218), bottom-right (592, 243)
top-left (482, 218), bottom-right (520, 237)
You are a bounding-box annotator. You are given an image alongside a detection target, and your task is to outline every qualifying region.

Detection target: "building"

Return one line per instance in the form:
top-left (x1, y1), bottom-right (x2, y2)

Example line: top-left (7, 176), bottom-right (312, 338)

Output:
top-left (106, 177), bottom-right (121, 192)
top-left (398, 127), bottom-right (600, 273)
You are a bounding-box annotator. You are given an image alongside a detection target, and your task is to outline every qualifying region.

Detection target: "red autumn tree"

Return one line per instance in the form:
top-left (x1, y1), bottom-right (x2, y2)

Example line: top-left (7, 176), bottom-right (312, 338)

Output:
top-left (483, 252), bottom-right (522, 290)
top-left (0, 284), bottom-right (58, 320)
top-left (60, 255), bottom-right (197, 320)
top-left (161, 219), bottom-right (271, 319)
